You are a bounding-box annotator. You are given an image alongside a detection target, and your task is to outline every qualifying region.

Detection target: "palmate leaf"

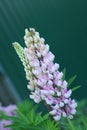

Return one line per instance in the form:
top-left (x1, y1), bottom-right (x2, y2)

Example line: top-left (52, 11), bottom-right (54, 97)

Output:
top-left (3, 101), bottom-right (50, 130)
top-left (35, 112), bottom-right (49, 125)
top-left (17, 100), bottom-right (37, 114)
top-left (68, 75), bottom-right (77, 87)
top-left (6, 113), bottom-right (49, 130)
top-left (6, 122), bottom-right (42, 130)
top-left (6, 123), bottom-right (41, 130)
top-left (16, 109), bottom-right (29, 124)
top-left (42, 120), bottom-right (60, 130)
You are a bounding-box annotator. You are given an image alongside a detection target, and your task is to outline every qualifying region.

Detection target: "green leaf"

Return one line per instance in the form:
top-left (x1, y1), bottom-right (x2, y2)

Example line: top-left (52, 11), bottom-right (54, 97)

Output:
top-left (72, 85), bottom-right (81, 92)
top-left (68, 75), bottom-right (77, 87)
top-left (42, 120), bottom-right (59, 130)
top-left (35, 113), bottom-right (49, 125)
top-left (6, 101), bottom-right (50, 130)
top-left (16, 109), bottom-right (29, 124)
top-left (81, 115), bottom-right (87, 130)
top-left (28, 108), bottom-right (35, 123)
top-left (0, 111), bottom-right (6, 120)
top-left (62, 68), bottom-right (66, 80)
top-left (67, 118), bottom-right (75, 130)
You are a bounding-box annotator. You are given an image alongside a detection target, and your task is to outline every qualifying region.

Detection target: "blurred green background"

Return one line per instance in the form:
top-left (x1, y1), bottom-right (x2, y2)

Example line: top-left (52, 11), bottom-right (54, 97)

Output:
top-left (0, 0), bottom-right (87, 101)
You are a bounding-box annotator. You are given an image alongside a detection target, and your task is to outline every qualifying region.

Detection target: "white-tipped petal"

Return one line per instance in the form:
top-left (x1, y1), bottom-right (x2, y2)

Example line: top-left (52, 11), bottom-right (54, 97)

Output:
top-left (49, 110), bottom-right (57, 115)
top-left (68, 115), bottom-right (73, 119)
top-left (71, 109), bottom-right (76, 114)
top-left (65, 90), bottom-right (72, 98)
top-left (60, 102), bottom-right (64, 107)
top-left (57, 92), bottom-right (61, 96)
top-left (63, 112), bottom-right (67, 117)
top-left (53, 115), bottom-right (61, 121)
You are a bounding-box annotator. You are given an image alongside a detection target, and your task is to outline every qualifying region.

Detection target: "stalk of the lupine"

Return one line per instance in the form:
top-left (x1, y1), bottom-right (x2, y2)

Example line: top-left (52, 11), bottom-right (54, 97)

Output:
top-left (13, 28), bottom-right (77, 121)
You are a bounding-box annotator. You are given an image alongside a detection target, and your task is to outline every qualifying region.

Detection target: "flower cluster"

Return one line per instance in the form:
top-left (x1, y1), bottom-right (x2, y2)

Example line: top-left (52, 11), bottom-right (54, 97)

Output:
top-left (0, 105), bottom-right (16, 130)
top-left (13, 28), bottom-right (77, 121)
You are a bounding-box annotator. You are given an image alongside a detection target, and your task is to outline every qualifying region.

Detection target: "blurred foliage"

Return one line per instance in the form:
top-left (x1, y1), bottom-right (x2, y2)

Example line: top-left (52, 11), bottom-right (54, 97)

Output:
top-left (0, 100), bottom-right (87, 130)
top-left (0, 101), bottom-right (59, 130)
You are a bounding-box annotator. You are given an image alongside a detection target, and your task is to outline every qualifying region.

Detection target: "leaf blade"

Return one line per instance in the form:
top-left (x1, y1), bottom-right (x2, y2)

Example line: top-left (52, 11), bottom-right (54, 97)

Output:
top-left (72, 85), bottom-right (81, 92)
top-left (68, 75), bottom-right (77, 87)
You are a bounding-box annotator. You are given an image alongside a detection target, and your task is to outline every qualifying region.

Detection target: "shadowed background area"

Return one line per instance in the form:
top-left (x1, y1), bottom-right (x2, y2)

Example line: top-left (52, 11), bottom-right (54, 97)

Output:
top-left (0, 0), bottom-right (87, 104)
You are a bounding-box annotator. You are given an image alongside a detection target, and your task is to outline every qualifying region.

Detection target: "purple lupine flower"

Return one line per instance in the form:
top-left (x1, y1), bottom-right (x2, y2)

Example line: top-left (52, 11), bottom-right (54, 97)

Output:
top-left (0, 105), bottom-right (16, 116)
top-left (4, 105), bottom-right (16, 116)
top-left (13, 28), bottom-right (77, 121)
top-left (0, 120), bottom-right (11, 130)
top-left (0, 105), bottom-right (16, 130)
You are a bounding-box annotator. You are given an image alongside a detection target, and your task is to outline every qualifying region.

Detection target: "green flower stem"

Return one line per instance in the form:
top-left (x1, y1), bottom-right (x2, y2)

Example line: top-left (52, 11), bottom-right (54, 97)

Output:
top-left (67, 118), bottom-right (75, 130)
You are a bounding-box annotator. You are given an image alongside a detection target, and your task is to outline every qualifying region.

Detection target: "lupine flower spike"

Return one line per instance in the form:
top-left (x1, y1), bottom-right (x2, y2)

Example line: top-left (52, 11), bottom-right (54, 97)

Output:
top-left (13, 28), bottom-right (77, 121)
